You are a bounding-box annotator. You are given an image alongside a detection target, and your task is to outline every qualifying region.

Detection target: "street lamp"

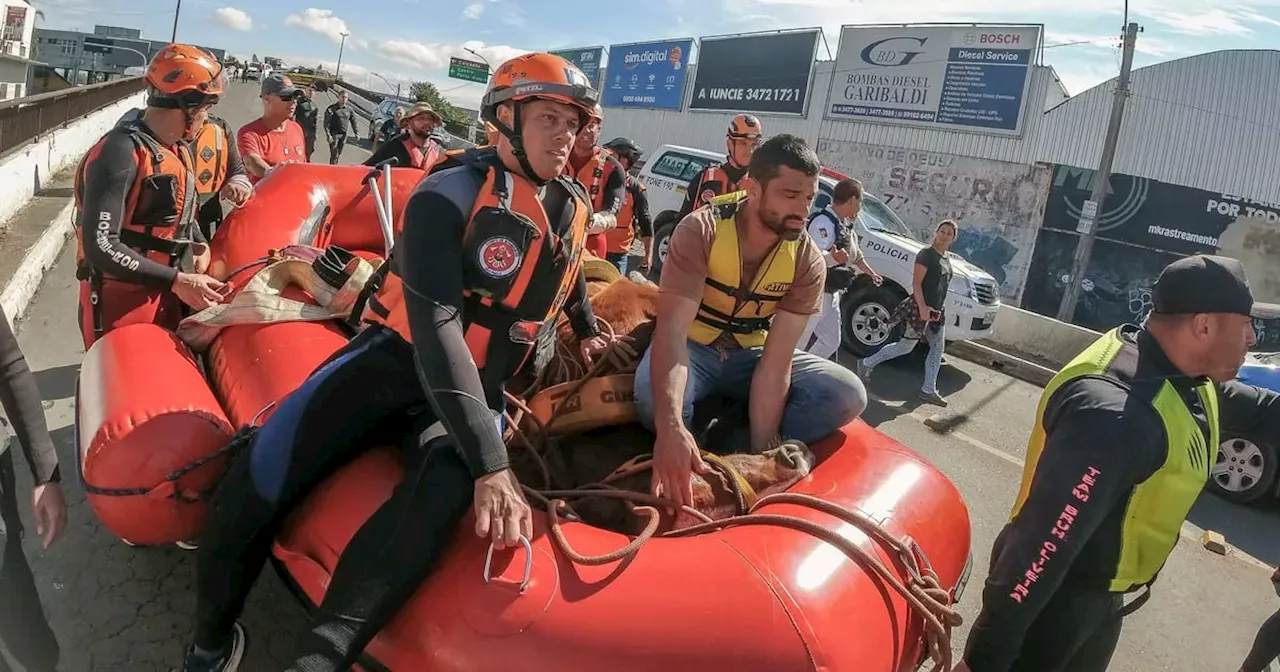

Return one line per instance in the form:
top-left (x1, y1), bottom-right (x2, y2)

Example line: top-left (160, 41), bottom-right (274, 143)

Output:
top-left (464, 47), bottom-right (492, 73)
top-left (369, 71), bottom-right (401, 98)
top-left (335, 32), bottom-right (349, 79)
top-left (171, 0), bottom-right (181, 42)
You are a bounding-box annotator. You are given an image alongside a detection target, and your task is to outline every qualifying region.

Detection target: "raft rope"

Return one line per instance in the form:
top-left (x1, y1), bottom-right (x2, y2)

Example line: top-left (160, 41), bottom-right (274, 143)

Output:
top-left (503, 324), bottom-right (963, 672)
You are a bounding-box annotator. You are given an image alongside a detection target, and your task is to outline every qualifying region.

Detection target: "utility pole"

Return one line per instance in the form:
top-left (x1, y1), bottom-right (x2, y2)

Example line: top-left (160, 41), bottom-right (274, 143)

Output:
top-left (335, 32), bottom-right (349, 79)
top-left (1056, 20), bottom-right (1141, 323)
top-left (171, 0), bottom-right (181, 42)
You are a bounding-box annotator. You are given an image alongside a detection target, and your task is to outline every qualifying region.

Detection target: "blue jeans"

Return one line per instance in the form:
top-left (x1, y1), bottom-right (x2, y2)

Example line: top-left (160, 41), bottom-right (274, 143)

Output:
top-left (633, 339), bottom-right (868, 447)
top-left (864, 322), bottom-right (946, 395)
top-left (606, 252), bottom-right (628, 274)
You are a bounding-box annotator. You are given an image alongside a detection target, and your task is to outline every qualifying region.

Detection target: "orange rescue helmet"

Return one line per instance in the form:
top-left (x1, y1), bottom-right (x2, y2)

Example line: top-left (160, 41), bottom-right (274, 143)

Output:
top-left (481, 52), bottom-right (600, 182)
top-left (727, 113), bottom-right (763, 140)
top-left (589, 103), bottom-right (604, 123)
top-left (146, 43), bottom-right (224, 110)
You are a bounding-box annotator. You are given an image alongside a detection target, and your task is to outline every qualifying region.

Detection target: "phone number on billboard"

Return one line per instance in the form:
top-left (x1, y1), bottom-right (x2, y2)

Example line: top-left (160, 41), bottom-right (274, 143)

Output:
top-left (621, 94), bottom-right (659, 104)
top-left (744, 88), bottom-right (801, 102)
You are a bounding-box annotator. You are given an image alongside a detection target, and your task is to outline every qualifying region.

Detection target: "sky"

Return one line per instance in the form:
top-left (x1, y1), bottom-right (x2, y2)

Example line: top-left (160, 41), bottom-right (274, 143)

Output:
top-left (30, 0), bottom-right (1280, 109)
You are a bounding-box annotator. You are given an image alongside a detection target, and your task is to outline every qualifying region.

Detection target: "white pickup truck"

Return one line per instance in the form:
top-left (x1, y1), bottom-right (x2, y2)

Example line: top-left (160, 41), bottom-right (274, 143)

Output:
top-left (638, 143), bottom-right (1002, 357)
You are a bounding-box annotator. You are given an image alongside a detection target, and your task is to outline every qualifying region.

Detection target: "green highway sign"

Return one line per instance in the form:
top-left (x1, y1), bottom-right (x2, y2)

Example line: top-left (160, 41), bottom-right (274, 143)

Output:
top-left (448, 57), bottom-right (489, 84)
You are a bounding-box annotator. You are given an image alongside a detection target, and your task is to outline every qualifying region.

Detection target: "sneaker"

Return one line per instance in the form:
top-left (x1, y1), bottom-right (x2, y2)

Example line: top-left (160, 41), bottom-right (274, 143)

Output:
top-left (176, 540), bottom-right (200, 551)
top-left (179, 622), bottom-right (247, 672)
top-left (918, 391), bottom-right (948, 407)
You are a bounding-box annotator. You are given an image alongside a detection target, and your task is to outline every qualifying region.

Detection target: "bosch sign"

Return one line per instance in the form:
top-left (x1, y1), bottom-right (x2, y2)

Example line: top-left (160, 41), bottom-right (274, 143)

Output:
top-left (964, 32), bottom-right (1023, 45)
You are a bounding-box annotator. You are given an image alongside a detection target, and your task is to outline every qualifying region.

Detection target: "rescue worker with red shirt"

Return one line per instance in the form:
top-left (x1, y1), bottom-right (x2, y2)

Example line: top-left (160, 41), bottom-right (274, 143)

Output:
top-left (73, 44), bottom-right (229, 350)
top-left (601, 137), bottom-right (653, 275)
top-left (237, 74), bottom-right (307, 184)
top-left (675, 113), bottom-right (764, 221)
top-left (363, 101), bottom-right (444, 170)
top-left (566, 103), bottom-right (626, 259)
top-left (178, 52), bottom-right (620, 672)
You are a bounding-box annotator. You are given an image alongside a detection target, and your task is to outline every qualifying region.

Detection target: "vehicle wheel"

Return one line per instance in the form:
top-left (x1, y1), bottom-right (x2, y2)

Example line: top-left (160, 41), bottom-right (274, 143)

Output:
top-left (648, 212), bottom-right (678, 282)
top-left (1209, 432), bottom-right (1278, 505)
top-left (840, 285), bottom-right (907, 358)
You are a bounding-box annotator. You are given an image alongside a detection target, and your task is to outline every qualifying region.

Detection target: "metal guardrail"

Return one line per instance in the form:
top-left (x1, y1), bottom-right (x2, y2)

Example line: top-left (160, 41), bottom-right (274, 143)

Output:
top-left (0, 76), bottom-right (147, 159)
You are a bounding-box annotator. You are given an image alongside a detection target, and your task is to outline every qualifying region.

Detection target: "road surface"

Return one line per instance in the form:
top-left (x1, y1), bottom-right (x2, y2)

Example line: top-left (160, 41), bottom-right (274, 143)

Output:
top-left (1, 78), bottom-right (1277, 671)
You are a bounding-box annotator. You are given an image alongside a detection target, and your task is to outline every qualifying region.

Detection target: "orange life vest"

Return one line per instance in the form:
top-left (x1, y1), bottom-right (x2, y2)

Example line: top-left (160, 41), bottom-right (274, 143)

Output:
top-left (570, 146), bottom-right (614, 211)
top-left (605, 175), bottom-right (644, 254)
top-left (191, 116), bottom-right (230, 198)
top-left (73, 121), bottom-right (198, 280)
top-left (357, 147), bottom-right (591, 383)
top-left (694, 162), bottom-right (747, 209)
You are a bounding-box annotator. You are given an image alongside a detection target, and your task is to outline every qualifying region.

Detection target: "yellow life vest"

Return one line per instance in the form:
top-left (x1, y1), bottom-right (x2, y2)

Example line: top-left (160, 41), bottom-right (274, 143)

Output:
top-left (1012, 326), bottom-right (1218, 594)
top-left (687, 191), bottom-right (798, 348)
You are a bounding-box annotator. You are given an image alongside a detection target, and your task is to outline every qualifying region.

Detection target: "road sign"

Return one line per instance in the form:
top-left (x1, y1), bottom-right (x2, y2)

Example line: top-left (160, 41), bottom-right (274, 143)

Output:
top-left (83, 37), bottom-right (112, 55)
top-left (448, 57), bottom-right (488, 84)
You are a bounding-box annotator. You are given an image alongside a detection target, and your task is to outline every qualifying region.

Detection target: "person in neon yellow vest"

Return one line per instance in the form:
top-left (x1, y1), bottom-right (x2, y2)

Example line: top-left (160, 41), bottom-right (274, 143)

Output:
top-left (957, 254), bottom-right (1280, 672)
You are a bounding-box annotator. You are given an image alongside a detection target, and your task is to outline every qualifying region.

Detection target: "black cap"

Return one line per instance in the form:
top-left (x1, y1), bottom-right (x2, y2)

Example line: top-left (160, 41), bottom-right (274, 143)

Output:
top-left (1152, 254), bottom-right (1279, 320)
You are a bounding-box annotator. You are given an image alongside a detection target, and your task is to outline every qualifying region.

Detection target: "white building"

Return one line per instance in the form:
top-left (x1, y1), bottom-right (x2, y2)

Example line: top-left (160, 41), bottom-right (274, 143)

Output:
top-left (0, 1), bottom-right (38, 99)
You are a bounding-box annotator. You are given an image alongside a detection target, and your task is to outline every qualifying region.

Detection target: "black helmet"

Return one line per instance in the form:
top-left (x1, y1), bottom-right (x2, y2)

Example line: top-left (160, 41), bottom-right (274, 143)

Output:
top-left (603, 137), bottom-right (644, 164)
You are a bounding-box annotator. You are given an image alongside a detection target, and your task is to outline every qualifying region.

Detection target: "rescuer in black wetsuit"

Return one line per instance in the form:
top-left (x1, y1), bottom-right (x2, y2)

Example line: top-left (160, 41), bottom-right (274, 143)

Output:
top-left (178, 52), bottom-right (618, 672)
top-left (674, 113), bottom-right (762, 222)
top-left (0, 303), bottom-right (66, 671)
top-left (957, 255), bottom-right (1280, 672)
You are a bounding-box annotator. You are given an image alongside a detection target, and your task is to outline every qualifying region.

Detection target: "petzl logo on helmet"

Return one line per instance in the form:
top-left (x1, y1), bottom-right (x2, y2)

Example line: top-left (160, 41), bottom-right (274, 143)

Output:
top-left (513, 83), bottom-right (546, 96)
top-left (478, 236), bottom-right (521, 278)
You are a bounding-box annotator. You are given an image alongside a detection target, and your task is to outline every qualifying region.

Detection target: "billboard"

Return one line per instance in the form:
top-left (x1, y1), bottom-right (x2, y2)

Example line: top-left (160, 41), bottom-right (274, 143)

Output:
top-left (689, 29), bottom-right (821, 115)
top-left (824, 24), bottom-right (1042, 135)
top-left (601, 38), bottom-right (693, 110)
top-left (550, 46), bottom-right (604, 90)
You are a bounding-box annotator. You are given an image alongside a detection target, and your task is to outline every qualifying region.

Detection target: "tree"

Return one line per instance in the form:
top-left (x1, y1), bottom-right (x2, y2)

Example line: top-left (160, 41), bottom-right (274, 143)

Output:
top-left (409, 81), bottom-right (465, 124)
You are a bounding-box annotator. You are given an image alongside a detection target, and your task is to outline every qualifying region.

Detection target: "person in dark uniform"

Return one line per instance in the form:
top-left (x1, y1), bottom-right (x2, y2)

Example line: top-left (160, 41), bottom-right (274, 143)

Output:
top-left (322, 91), bottom-right (359, 164)
top-left (956, 254), bottom-right (1280, 672)
top-left (1240, 569), bottom-right (1280, 672)
top-left (0, 303), bottom-right (67, 672)
top-left (293, 86), bottom-right (319, 162)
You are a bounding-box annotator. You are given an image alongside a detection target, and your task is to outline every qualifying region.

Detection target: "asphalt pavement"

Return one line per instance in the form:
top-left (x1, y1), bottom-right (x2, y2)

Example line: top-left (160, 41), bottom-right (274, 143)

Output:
top-left (0, 78), bottom-right (1276, 671)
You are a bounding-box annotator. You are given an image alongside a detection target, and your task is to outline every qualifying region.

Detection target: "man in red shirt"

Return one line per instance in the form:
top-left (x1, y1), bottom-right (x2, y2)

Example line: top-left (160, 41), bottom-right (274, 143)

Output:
top-left (236, 74), bottom-right (307, 184)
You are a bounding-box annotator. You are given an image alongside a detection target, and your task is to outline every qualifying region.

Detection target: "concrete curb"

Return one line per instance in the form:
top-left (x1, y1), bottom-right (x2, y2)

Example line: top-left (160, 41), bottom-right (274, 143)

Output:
top-left (948, 339), bottom-right (1056, 388)
top-left (0, 199), bottom-right (74, 325)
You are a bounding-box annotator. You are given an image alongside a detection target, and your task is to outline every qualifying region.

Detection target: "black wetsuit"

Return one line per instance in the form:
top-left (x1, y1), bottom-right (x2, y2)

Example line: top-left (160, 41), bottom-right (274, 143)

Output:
top-left (191, 155), bottom-right (598, 670)
top-left (0, 303), bottom-right (61, 671)
top-left (675, 159), bottom-right (748, 222)
top-left (963, 325), bottom-right (1280, 672)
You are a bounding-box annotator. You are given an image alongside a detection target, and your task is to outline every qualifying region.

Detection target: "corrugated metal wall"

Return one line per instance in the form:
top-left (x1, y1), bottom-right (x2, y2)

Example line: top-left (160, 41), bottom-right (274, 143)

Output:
top-left (1032, 50), bottom-right (1280, 203)
top-left (601, 61), bottom-right (1059, 167)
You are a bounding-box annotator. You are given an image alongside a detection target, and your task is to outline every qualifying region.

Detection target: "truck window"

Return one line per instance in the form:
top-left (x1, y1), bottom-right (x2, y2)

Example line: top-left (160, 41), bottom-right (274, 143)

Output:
top-left (650, 152), bottom-right (709, 183)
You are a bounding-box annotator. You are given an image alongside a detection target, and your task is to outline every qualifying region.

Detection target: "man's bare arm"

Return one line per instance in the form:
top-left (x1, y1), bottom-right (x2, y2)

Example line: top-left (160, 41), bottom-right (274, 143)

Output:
top-left (243, 153), bottom-right (271, 178)
top-left (651, 291), bottom-right (702, 436)
top-left (749, 309), bottom-right (809, 451)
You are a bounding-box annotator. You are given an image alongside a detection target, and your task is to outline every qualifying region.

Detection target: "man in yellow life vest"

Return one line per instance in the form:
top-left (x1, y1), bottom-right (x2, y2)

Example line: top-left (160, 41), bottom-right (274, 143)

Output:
top-left (957, 254), bottom-right (1280, 672)
top-left (634, 133), bottom-right (868, 506)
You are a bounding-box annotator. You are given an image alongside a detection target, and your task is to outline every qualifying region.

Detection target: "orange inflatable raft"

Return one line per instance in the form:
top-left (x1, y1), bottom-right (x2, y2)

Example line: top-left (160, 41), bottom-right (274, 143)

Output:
top-left (76, 162), bottom-right (975, 671)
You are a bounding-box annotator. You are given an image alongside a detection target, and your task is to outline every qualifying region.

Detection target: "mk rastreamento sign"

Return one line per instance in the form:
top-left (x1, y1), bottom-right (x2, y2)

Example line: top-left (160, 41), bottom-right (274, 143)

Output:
top-left (824, 24), bottom-right (1042, 136)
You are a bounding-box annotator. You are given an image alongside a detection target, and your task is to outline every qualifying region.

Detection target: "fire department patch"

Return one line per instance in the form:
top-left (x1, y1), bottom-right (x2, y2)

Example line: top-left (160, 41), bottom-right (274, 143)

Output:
top-left (478, 236), bottom-right (521, 278)
top-left (700, 189), bottom-right (716, 204)
top-left (200, 146), bottom-right (215, 162)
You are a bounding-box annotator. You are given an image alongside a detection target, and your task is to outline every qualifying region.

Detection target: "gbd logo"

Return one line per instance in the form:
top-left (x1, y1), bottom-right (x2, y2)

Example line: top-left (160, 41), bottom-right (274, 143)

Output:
top-left (859, 36), bottom-right (928, 67)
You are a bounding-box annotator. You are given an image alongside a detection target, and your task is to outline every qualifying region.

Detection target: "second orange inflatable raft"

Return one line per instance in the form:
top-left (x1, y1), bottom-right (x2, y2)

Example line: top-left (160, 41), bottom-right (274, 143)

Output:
top-left (76, 163), bottom-right (974, 671)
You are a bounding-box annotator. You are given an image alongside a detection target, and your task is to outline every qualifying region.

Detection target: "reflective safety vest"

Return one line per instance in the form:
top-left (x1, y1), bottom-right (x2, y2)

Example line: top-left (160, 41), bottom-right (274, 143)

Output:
top-left (429, 145), bottom-right (490, 173)
top-left (604, 176), bottom-right (644, 254)
top-left (693, 161), bottom-right (747, 209)
top-left (73, 121), bottom-right (198, 279)
top-left (687, 191), bottom-right (798, 348)
top-left (1012, 326), bottom-right (1218, 594)
top-left (191, 116), bottom-right (231, 199)
top-left (357, 147), bottom-right (592, 384)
